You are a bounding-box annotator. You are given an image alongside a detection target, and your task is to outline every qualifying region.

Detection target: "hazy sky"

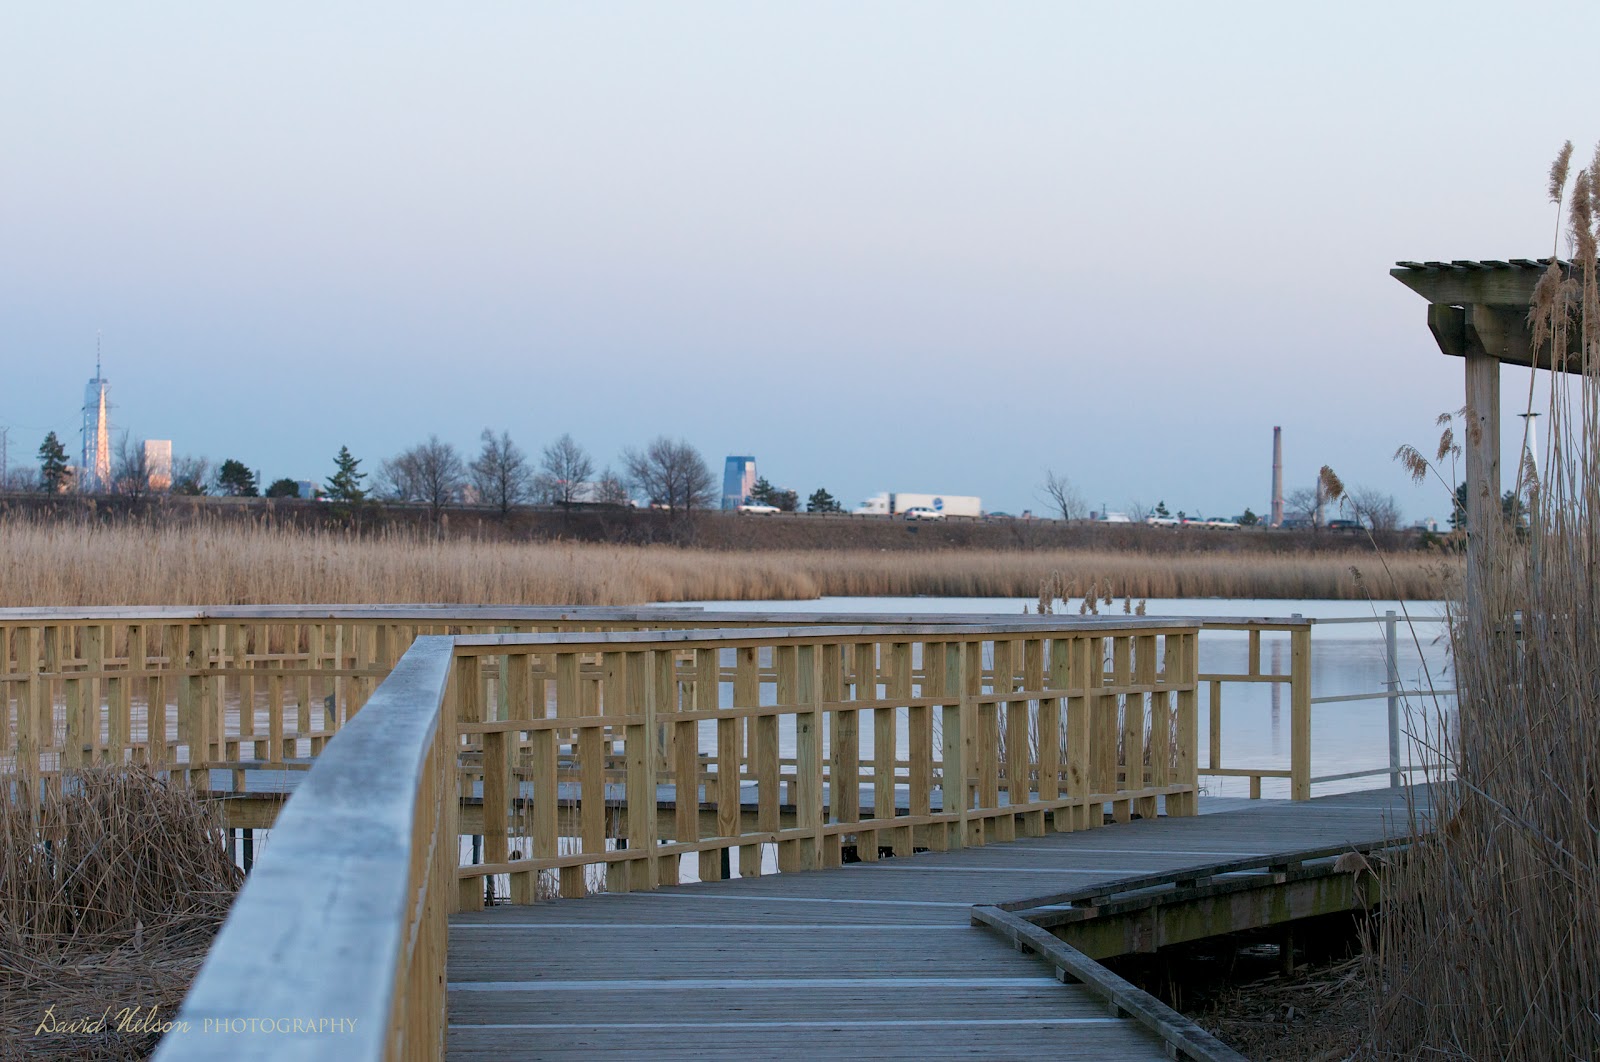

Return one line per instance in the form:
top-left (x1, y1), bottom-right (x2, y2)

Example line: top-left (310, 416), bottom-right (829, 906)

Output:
top-left (4, 3), bottom-right (1596, 520)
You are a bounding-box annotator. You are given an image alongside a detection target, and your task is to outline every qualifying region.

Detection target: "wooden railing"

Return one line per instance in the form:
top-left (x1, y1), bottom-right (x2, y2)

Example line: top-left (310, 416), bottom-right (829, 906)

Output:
top-left (1, 606), bottom-right (1348, 813)
top-left (0, 606), bottom-right (709, 803)
top-left (1194, 619), bottom-right (1312, 800)
top-left (447, 620), bottom-right (1201, 905)
top-left (135, 615), bottom-right (1200, 1058)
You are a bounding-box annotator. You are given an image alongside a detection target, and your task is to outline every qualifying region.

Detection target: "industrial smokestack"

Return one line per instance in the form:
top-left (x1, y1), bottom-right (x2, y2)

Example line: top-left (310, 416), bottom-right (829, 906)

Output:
top-left (1271, 426), bottom-right (1284, 527)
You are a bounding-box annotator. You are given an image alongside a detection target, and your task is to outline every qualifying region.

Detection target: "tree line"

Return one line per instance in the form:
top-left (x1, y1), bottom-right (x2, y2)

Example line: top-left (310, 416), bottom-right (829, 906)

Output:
top-left (25, 429), bottom-right (737, 520)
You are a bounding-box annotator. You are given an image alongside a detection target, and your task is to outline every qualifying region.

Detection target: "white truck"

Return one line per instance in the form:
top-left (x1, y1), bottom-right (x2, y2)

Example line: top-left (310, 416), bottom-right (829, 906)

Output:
top-left (854, 492), bottom-right (983, 518)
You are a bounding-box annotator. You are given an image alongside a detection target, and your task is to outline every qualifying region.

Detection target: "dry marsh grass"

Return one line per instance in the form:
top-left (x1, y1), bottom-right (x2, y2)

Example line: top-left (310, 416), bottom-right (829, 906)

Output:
top-left (1363, 147), bottom-right (1600, 1060)
top-left (0, 519), bottom-right (1447, 607)
top-left (0, 767), bottom-right (241, 1060)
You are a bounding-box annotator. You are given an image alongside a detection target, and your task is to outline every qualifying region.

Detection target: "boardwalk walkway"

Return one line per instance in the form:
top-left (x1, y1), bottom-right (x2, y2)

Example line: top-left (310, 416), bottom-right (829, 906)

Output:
top-left (447, 787), bottom-right (1424, 1060)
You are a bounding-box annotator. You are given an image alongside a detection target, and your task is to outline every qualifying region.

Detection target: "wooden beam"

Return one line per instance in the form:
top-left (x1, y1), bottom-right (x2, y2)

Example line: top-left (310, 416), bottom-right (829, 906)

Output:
top-left (1390, 264), bottom-right (1546, 307)
top-left (1427, 303), bottom-right (1467, 357)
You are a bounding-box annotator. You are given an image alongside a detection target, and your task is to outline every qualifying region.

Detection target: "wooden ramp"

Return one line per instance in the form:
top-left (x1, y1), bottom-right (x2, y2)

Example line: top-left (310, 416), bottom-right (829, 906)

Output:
top-left (447, 788), bottom-right (1425, 1060)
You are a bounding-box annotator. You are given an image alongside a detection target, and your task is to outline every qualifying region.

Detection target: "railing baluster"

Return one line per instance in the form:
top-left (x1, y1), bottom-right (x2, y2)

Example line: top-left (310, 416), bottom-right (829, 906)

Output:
top-left (1134, 633), bottom-right (1159, 820)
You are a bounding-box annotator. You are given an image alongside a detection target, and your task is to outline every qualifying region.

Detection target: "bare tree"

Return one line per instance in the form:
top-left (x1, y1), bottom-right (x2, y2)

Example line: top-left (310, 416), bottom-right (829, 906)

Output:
top-left (1346, 485), bottom-right (1402, 531)
top-left (112, 432), bottom-right (151, 498)
top-left (1039, 469), bottom-right (1086, 521)
top-left (1287, 469), bottom-right (1342, 530)
top-left (622, 436), bottom-right (714, 515)
top-left (593, 467), bottom-right (631, 506)
top-left (381, 435), bottom-right (466, 521)
top-left (171, 455), bottom-right (211, 496)
top-left (537, 433), bottom-right (595, 506)
top-left (4, 466), bottom-right (38, 491)
top-left (1123, 499), bottom-right (1152, 522)
top-left (470, 429), bottom-right (532, 515)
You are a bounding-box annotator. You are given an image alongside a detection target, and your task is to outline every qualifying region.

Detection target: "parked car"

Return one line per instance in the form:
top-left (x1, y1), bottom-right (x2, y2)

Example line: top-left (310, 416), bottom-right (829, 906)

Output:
top-left (903, 507), bottom-right (945, 520)
top-left (736, 503), bottom-right (781, 515)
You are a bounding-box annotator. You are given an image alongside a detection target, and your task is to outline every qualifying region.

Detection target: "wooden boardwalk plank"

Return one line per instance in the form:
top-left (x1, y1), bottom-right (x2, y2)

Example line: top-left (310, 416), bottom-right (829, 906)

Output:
top-left (447, 787), bottom-right (1427, 1059)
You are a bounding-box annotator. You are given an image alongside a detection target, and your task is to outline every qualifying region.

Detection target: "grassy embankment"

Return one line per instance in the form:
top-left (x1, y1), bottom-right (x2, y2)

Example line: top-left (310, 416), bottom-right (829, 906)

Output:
top-left (0, 518), bottom-right (1449, 607)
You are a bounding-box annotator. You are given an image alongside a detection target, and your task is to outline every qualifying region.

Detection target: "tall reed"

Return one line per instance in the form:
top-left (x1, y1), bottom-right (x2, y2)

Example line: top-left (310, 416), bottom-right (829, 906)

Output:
top-left (1366, 146), bottom-right (1600, 1059)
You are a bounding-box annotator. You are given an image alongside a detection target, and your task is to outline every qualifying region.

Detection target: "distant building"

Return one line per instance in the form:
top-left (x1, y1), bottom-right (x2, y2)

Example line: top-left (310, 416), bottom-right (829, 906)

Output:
top-left (81, 356), bottom-right (112, 493)
top-left (297, 480), bottom-right (317, 499)
top-left (722, 456), bottom-right (757, 510)
top-left (144, 440), bottom-right (173, 492)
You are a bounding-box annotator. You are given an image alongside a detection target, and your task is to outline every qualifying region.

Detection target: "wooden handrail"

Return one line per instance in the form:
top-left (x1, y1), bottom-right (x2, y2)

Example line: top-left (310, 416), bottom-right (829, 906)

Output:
top-left (152, 635), bottom-right (456, 1061)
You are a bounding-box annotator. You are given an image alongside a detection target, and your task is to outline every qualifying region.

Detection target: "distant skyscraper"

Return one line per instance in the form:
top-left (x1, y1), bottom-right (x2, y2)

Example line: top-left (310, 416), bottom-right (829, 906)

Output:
top-left (81, 348), bottom-right (111, 493)
top-left (723, 456), bottom-right (757, 509)
top-left (144, 440), bottom-right (173, 492)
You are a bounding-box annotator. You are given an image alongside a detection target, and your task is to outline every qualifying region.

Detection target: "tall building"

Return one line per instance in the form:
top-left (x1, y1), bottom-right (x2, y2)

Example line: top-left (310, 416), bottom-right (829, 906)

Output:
top-left (81, 352), bottom-right (111, 493)
top-left (722, 456), bottom-right (757, 510)
top-left (144, 440), bottom-right (173, 492)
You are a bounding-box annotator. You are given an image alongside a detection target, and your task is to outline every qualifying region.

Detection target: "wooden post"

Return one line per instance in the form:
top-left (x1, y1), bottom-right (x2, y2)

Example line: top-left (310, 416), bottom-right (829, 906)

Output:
top-left (883, 641), bottom-right (912, 856)
top-left (832, 642), bottom-right (863, 858)
top-left (792, 644), bottom-right (825, 871)
top-left (1172, 632), bottom-right (1199, 816)
top-left (1464, 344), bottom-right (1501, 613)
top-left (906, 641), bottom-right (933, 849)
top-left (691, 647), bottom-right (719, 883)
top-left (652, 649), bottom-right (679, 887)
top-left (974, 640), bottom-right (1001, 846)
top-left (17, 628), bottom-right (40, 819)
top-left (1289, 625), bottom-right (1312, 801)
top-left (601, 651), bottom-right (630, 893)
top-left (1107, 636), bottom-right (1131, 823)
top-left (454, 654), bottom-right (485, 912)
top-left (63, 633), bottom-right (85, 772)
top-left (857, 640), bottom-right (883, 862)
top-left (1021, 637), bottom-right (1047, 837)
top-left (1075, 636), bottom-right (1101, 830)
top-left (820, 642), bottom-right (846, 866)
top-left (994, 638), bottom-right (1020, 843)
top-left (733, 645), bottom-right (760, 878)
top-left (41, 626), bottom-right (61, 784)
top-left (920, 642), bottom-right (947, 853)
top-left (555, 652), bottom-right (585, 899)
top-left (84, 625), bottom-right (106, 765)
top-left (513, 651), bottom-right (550, 905)
top-left (625, 650), bottom-right (659, 891)
top-left (1133, 634), bottom-right (1158, 820)
top-left (941, 641), bottom-right (970, 848)
top-left (148, 625), bottom-right (170, 770)
top-left (111, 625), bottom-right (135, 766)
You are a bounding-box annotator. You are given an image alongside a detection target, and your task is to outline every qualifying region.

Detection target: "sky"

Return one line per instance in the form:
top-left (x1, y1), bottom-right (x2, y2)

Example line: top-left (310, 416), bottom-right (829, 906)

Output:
top-left (3, 2), bottom-right (1596, 521)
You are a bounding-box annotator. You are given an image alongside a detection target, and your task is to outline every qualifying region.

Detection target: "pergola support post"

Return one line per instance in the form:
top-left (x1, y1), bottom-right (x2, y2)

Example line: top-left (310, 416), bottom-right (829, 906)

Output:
top-left (1463, 345), bottom-right (1500, 609)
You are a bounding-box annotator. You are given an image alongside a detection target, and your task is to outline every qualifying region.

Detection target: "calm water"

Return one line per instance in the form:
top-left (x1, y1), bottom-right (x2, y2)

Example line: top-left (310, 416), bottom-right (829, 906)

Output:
top-left (686, 596), bottom-right (1454, 799)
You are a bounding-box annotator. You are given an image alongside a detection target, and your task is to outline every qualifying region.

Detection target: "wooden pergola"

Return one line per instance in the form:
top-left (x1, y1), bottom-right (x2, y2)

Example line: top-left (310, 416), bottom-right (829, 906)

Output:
top-left (1391, 259), bottom-right (1582, 591)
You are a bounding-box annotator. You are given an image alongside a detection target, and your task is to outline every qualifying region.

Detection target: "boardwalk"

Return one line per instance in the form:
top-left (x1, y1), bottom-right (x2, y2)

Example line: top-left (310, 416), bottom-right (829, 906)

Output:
top-left (447, 787), bottom-right (1423, 1060)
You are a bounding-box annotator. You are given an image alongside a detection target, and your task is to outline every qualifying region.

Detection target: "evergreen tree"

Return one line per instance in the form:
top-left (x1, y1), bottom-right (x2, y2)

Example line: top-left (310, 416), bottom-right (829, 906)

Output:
top-left (1154, 500), bottom-right (1170, 518)
top-left (748, 476), bottom-right (778, 506)
top-left (265, 477), bottom-right (302, 498)
top-left (325, 446), bottom-right (367, 502)
top-left (807, 488), bottom-right (843, 513)
top-left (216, 459), bottom-right (259, 497)
top-left (38, 432), bottom-right (69, 493)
